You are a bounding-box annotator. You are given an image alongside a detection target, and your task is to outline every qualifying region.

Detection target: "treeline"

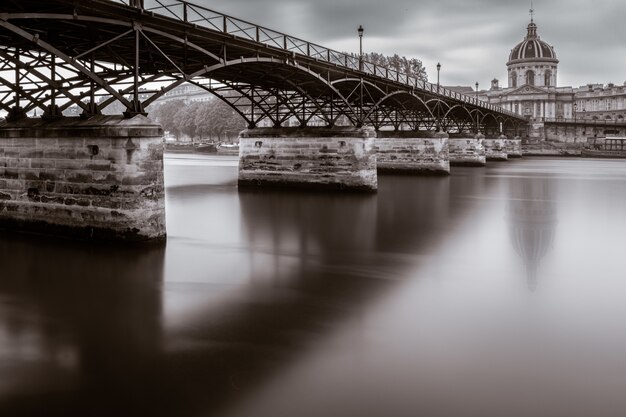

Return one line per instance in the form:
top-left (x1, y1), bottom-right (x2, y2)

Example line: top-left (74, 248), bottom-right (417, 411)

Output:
top-left (151, 99), bottom-right (246, 142)
top-left (357, 52), bottom-right (428, 81)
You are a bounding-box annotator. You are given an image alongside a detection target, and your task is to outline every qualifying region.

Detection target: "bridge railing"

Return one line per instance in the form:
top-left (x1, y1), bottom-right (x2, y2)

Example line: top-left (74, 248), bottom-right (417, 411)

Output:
top-left (109, 0), bottom-right (517, 117)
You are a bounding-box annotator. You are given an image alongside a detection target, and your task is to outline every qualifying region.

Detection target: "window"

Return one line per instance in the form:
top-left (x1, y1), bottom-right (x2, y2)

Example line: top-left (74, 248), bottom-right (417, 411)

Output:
top-left (544, 70), bottom-right (552, 86)
top-left (511, 71), bottom-right (517, 88)
top-left (526, 70), bottom-right (535, 86)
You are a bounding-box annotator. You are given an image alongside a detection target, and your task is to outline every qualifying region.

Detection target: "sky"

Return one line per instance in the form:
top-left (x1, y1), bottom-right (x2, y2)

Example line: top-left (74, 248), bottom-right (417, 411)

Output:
top-left (199, 0), bottom-right (625, 89)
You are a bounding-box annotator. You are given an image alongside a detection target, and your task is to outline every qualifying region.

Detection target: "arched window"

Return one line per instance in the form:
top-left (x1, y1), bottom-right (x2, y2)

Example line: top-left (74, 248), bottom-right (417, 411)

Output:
top-left (544, 70), bottom-right (552, 86)
top-left (511, 71), bottom-right (517, 88)
top-left (526, 70), bottom-right (535, 86)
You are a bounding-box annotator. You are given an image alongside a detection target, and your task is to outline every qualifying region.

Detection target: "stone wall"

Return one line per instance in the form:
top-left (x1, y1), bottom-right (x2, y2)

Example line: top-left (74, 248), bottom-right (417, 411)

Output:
top-left (238, 127), bottom-right (377, 191)
top-left (483, 136), bottom-right (508, 161)
top-left (506, 138), bottom-right (523, 157)
top-left (0, 116), bottom-right (165, 241)
top-left (543, 123), bottom-right (624, 143)
top-left (529, 121), bottom-right (545, 141)
top-left (375, 132), bottom-right (450, 175)
top-left (448, 137), bottom-right (486, 166)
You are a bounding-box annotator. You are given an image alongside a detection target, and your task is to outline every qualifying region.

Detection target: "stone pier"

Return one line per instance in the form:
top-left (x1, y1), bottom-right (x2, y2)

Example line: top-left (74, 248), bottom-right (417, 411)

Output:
top-left (483, 134), bottom-right (508, 161)
top-left (506, 136), bottom-right (523, 158)
top-left (448, 136), bottom-right (486, 167)
top-left (0, 115), bottom-right (166, 241)
top-left (375, 131), bottom-right (450, 175)
top-left (238, 127), bottom-right (377, 191)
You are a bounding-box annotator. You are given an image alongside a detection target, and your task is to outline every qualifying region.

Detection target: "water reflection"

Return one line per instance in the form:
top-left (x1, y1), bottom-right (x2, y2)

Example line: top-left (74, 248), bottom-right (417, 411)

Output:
top-left (3, 156), bottom-right (626, 417)
top-left (0, 235), bottom-right (165, 416)
top-left (506, 177), bottom-right (557, 291)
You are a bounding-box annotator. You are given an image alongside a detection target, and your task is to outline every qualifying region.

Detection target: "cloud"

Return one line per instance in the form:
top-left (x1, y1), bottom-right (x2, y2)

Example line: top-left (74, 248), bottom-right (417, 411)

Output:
top-left (194, 0), bottom-right (625, 87)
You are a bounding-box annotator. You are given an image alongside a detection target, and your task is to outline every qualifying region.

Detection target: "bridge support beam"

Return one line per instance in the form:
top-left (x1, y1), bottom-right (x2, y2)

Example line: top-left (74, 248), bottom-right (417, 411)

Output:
top-left (448, 135), bottom-right (486, 167)
top-left (238, 127), bottom-right (377, 191)
top-left (483, 134), bottom-right (508, 161)
top-left (506, 136), bottom-right (523, 158)
top-left (0, 116), bottom-right (166, 241)
top-left (375, 131), bottom-right (450, 175)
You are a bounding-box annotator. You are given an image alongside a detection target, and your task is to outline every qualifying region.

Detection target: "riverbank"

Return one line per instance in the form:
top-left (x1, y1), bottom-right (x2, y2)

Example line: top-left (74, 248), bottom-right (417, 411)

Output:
top-left (522, 141), bottom-right (584, 157)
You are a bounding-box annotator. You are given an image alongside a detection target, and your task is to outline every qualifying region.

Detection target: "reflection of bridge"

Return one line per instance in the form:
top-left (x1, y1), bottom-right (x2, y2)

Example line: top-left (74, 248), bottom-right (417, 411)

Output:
top-left (0, 0), bottom-right (525, 131)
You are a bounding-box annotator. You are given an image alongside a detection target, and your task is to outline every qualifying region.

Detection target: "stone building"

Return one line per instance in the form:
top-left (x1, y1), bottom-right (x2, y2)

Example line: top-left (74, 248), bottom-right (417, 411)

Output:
top-left (574, 83), bottom-right (626, 123)
top-left (481, 17), bottom-right (626, 124)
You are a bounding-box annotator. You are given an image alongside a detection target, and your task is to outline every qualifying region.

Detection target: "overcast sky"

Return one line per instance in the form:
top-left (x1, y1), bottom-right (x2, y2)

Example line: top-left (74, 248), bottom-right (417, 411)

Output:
top-left (199, 0), bottom-right (625, 89)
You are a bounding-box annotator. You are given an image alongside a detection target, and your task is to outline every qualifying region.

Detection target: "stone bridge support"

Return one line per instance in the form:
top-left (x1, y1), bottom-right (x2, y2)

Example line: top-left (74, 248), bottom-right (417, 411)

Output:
top-left (483, 134), bottom-right (509, 161)
top-left (448, 135), bottom-right (486, 167)
top-left (506, 136), bottom-right (523, 158)
top-left (238, 127), bottom-right (377, 191)
top-left (0, 116), bottom-right (166, 241)
top-left (375, 131), bottom-right (450, 175)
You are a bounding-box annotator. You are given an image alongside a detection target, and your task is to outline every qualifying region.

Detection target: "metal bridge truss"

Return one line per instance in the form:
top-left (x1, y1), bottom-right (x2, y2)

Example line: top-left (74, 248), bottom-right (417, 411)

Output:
top-left (0, 0), bottom-right (527, 136)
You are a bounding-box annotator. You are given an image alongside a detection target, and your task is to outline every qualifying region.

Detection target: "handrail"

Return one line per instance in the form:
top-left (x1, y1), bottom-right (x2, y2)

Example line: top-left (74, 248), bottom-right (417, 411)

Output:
top-left (108, 0), bottom-right (521, 118)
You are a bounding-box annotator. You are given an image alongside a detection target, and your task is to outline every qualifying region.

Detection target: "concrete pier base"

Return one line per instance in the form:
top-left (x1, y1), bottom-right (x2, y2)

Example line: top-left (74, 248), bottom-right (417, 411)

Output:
top-left (0, 115), bottom-right (166, 241)
top-left (238, 127), bottom-right (377, 191)
top-left (375, 131), bottom-right (450, 175)
top-left (483, 134), bottom-right (508, 161)
top-left (506, 136), bottom-right (523, 158)
top-left (449, 136), bottom-right (486, 167)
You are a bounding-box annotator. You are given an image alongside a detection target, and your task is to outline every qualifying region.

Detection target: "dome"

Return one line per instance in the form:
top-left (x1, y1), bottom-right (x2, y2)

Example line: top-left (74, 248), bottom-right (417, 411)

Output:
top-left (508, 21), bottom-right (558, 64)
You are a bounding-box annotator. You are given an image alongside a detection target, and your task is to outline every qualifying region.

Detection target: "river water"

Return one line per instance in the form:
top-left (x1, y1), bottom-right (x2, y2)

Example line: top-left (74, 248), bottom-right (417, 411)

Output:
top-left (1, 155), bottom-right (626, 417)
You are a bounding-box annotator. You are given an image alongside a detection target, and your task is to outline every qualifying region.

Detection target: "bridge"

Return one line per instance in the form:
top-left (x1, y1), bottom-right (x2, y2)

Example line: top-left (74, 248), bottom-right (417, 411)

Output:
top-left (0, 0), bottom-right (528, 242)
top-left (0, 0), bottom-right (524, 131)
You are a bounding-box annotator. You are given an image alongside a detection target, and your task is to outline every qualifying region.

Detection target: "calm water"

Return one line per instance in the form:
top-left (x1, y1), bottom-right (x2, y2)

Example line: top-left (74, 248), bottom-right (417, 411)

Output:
top-left (1, 155), bottom-right (626, 417)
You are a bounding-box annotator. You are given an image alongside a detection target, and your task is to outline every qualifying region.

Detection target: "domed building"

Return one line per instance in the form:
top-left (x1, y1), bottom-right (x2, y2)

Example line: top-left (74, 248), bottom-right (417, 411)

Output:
top-left (483, 17), bottom-right (575, 120)
top-left (507, 20), bottom-right (558, 89)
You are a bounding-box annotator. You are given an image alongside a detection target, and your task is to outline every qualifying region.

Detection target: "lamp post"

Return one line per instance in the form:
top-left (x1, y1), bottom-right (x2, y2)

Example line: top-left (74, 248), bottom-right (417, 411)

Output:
top-left (357, 25), bottom-right (364, 125)
top-left (436, 62), bottom-right (441, 131)
top-left (475, 82), bottom-right (479, 133)
top-left (573, 102), bottom-right (578, 140)
top-left (437, 62), bottom-right (441, 94)
top-left (358, 25), bottom-right (364, 70)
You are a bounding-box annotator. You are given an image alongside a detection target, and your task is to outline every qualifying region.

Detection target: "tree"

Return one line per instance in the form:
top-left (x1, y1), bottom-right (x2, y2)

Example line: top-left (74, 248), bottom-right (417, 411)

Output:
top-left (151, 99), bottom-right (186, 139)
top-left (150, 97), bottom-right (247, 143)
top-left (352, 52), bottom-right (428, 81)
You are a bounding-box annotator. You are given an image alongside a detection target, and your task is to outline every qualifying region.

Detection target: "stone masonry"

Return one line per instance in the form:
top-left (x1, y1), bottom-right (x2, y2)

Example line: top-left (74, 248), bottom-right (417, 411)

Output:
top-left (449, 137), bottom-right (486, 167)
top-left (0, 115), bottom-right (165, 241)
top-left (483, 135), bottom-right (508, 161)
top-left (239, 127), bottom-right (377, 191)
top-left (375, 131), bottom-right (450, 175)
top-left (506, 138), bottom-right (523, 158)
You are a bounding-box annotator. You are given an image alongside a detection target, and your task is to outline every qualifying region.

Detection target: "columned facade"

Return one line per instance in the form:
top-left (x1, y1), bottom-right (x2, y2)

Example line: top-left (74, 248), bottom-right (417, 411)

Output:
top-left (483, 17), bottom-right (626, 127)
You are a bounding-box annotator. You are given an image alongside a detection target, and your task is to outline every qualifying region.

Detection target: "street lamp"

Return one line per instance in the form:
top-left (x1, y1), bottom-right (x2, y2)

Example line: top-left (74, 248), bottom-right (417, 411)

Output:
top-left (436, 62), bottom-right (441, 131)
top-left (358, 25), bottom-right (364, 70)
top-left (573, 102), bottom-right (578, 140)
top-left (357, 25), bottom-right (364, 125)
top-left (436, 62), bottom-right (441, 94)
top-left (475, 82), bottom-right (479, 133)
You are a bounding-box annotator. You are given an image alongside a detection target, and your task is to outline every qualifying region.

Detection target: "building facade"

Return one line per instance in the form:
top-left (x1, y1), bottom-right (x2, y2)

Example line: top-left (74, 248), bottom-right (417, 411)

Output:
top-left (482, 18), bottom-right (626, 124)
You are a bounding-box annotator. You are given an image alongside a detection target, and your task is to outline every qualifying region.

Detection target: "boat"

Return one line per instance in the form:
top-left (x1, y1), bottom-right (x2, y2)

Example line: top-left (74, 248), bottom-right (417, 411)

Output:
top-left (582, 137), bottom-right (626, 158)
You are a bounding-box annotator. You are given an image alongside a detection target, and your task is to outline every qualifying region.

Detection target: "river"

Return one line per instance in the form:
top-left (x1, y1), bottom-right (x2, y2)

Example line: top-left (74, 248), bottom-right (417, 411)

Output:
top-left (1, 155), bottom-right (625, 417)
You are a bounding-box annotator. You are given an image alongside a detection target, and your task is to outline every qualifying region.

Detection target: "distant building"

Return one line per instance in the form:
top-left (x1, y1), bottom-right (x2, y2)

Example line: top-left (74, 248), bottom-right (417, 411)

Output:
top-left (156, 84), bottom-right (214, 105)
top-left (479, 17), bottom-right (626, 123)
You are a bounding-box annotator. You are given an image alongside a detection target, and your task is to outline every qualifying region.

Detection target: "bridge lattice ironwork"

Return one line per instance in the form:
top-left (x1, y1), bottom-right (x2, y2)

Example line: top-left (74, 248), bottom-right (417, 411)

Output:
top-left (0, 0), bottom-right (527, 135)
